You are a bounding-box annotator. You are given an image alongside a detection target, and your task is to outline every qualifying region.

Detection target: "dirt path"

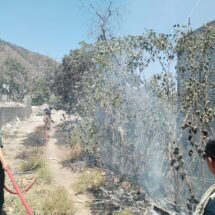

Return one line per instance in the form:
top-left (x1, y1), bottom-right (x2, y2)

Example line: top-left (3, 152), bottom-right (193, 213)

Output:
top-left (3, 112), bottom-right (92, 214)
top-left (3, 117), bottom-right (42, 170)
top-left (45, 115), bottom-right (92, 215)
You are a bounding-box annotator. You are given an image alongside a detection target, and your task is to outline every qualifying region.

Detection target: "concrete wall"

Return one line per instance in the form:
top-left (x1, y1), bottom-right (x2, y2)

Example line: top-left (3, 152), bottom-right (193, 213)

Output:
top-left (0, 106), bottom-right (32, 126)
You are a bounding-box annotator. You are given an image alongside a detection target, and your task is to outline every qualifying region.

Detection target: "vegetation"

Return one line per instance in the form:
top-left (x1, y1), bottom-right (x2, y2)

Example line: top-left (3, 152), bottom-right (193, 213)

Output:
top-left (19, 149), bottom-right (45, 172)
top-left (0, 39), bottom-right (58, 104)
top-left (12, 186), bottom-right (76, 215)
top-left (19, 148), bottom-right (53, 183)
top-left (115, 208), bottom-right (134, 215)
top-left (53, 22), bottom-right (215, 214)
top-left (75, 168), bottom-right (104, 193)
top-left (1, 2), bottom-right (215, 213)
top-left (37, 164), bottom-right (53, 184)
top-left (41, 186), bottom-right (76, 215)
top-left (53, 48), bottom-right (96, 111)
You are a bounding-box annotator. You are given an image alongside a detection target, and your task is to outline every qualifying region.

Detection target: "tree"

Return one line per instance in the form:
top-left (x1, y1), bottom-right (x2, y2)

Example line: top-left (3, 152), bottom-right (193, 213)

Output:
top-left (0, 58), bottom-right (30, 102)
top-left (53, 48), bottom-right (96, 111)
top-left (54, 22), bottom-right (215, 214)
top-left (87, 0), bottom-right (121, 41)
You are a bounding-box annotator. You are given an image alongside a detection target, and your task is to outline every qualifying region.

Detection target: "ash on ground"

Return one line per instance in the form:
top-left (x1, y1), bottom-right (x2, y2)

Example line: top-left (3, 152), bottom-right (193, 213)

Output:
top-left (88, 171), bottom-right (177, 215)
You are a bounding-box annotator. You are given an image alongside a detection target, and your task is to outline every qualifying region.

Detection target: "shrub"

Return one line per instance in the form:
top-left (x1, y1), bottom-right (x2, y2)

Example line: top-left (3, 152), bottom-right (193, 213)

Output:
top-left (75, 169), bottom-right (104, 193)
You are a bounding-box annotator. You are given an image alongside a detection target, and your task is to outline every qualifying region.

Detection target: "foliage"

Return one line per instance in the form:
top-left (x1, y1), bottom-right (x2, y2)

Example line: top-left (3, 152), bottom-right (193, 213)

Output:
top-left (53, 22), bottom-right (215, 214)
top-left (0, 58), bottom-right (30, 101)
top-left (53, 48), bottom-right (96, 111)
top-left (172, 23), bottom-right (215, 212)
top-left (0, 39), bottom-right (58, 103)
top-left (31, 79), bottom-right (51, 105)
top-left (150, 71), bottom-right (176, 102)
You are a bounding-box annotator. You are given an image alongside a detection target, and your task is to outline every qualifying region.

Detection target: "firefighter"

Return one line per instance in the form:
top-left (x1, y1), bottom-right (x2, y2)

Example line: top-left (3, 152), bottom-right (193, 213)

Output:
top-left (0, 131), bottom-right (8, 213)
top-left (43, 107), bottom-right (53, 129)
top-left (194, 137), bottom-right (215, 215)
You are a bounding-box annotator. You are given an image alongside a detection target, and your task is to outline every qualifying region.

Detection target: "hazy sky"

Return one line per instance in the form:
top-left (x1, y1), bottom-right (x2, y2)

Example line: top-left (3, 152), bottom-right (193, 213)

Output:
top-left (0, 0), bottom-right (214, 61)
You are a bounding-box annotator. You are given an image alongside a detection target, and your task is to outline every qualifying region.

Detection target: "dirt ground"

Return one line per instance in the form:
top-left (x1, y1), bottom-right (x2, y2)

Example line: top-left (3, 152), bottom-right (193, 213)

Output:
top-left (2, 110), bottom-right (92, 214)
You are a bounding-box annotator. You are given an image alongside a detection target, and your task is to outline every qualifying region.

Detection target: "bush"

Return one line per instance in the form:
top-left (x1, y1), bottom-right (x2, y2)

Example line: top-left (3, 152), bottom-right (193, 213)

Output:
top-left (75, 169), bottom-right (104, 193)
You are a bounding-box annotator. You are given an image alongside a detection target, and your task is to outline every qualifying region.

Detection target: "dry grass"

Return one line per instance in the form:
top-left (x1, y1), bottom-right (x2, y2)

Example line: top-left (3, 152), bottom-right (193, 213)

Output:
top-left (69, 144), bottom-right (83, 162)
top-left (37, 164), bottom-right (53, 184)
top-left (22, 126), bottom-right (45, 146)
top-left (19, 149), bottom-right (44, 172)
top-left (115, 208), bottom-right (134, 215)
top-left (41, 186), bottom-right (76, 215)
top-left (11, 186), bottom-right (76, 215)
top-left (8, 186), bottom-right (48, 215)
top-left (75, 168), bottom-right (104, 193)
top-left (18, 148), bottom-right (53, 184)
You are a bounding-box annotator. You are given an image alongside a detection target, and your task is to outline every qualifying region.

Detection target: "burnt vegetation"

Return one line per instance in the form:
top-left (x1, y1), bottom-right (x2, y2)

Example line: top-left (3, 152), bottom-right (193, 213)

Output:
top-left (51, 21), bottom-right (215, 215)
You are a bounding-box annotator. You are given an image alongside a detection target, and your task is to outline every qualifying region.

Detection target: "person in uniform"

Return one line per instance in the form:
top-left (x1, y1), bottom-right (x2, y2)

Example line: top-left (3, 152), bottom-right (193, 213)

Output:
top-left (194, 137), bottom-right (215, 215)
top-left (0, 131), bottom-right (8, 213)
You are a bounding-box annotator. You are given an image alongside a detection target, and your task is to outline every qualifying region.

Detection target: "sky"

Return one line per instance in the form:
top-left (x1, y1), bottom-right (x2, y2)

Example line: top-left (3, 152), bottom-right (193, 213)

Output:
top-left (0, 0), bottom-right (214, 62)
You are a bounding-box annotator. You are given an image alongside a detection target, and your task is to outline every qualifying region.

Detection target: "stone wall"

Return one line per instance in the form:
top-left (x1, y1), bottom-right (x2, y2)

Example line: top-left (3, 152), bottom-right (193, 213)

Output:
top-left (0, 106), bottom-right (32, 127)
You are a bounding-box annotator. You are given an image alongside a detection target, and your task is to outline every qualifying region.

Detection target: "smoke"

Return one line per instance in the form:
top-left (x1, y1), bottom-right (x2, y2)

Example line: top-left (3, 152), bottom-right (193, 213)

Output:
top-left (88, 70), bottom-right (178, 199)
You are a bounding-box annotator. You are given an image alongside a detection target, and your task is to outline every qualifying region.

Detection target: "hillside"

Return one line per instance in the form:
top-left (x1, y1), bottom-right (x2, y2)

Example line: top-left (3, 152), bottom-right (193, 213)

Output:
top-left (0, 39), bottom-right (59, 104)
top-left (0, 39), bottom-right (59, 79)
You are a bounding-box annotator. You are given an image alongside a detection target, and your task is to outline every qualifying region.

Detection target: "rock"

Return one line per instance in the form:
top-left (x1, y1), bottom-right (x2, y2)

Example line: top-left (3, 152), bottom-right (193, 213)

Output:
top-left (113, 176), bottom-right (120, 184)
top-left (16, 117), bottom-right (20, 121)
top-left (121, 181), bottom-right (131, 190)
top-left (5, 123), bottom-right (12, 129)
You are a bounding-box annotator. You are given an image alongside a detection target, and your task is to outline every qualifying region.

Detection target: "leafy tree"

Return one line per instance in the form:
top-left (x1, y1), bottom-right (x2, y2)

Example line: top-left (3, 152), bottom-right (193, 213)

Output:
top-left (53, 48), bottom-right (96, 111)
top-left (0, 58), bottom-right (30, 101)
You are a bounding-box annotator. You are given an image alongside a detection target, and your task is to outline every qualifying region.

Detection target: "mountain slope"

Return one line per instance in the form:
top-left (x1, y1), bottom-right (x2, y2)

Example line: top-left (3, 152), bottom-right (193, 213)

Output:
top-left (0, 39), bottom-right (59, 79)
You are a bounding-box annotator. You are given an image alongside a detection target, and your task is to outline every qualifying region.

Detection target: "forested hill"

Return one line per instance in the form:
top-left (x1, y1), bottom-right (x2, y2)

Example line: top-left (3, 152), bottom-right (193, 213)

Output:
top-left (0, 38), bottom-right (59, 104)
top-left (0, 38), bottom-right (58, 79)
